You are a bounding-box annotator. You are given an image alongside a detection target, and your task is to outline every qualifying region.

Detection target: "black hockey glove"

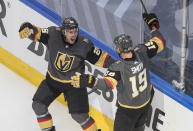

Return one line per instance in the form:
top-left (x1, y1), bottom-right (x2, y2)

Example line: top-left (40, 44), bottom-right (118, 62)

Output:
top-left (143, 13), bottom-right (160, 30)
top-left (71, 73), bottom-right (96, 88)
top-left (19, 22), bottom-right (40, 41)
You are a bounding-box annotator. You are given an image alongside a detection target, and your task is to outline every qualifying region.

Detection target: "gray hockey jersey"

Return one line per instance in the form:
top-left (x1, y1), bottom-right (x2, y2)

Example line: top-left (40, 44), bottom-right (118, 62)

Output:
top-left (95, 30), bottom-right (165, 109)
top-left (38, 26), bottom-right (115, 85)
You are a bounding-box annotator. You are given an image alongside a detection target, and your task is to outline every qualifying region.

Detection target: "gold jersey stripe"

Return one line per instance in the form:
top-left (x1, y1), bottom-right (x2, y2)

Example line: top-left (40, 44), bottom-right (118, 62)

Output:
top-left (147, 18), bottom-right (157, 24)
top-left (94, 52), bottom-right (108, 67)
top-left (118, 98), bottom-right (150, 109)
top-left (104, 77), bottom-right (118, 89)
top-left (39, 119), bottom-right (53, 129)
top-left (47, 71), bottom-right (72, 83)
top-left (150, 36), bottom-right (164, 53)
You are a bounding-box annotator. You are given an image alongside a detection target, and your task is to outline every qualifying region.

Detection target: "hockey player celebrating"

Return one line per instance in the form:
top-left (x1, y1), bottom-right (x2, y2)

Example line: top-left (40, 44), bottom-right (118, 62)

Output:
top-left (71, 13), bottom-right (165, 131)
top-left (18, 17), bottom-right (115, 131)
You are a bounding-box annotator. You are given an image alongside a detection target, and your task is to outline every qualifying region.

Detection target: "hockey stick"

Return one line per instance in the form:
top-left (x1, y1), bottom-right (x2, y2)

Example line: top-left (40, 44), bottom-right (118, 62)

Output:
top-left (139, 0), bottom-right (148, 14)
top-left (87, 86), bottom-right (98, 95)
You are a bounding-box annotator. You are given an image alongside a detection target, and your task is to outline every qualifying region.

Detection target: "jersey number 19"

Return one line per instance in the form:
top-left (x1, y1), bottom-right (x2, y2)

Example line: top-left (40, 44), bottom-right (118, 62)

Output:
top-left (129, 68), bottom-right (148, 98)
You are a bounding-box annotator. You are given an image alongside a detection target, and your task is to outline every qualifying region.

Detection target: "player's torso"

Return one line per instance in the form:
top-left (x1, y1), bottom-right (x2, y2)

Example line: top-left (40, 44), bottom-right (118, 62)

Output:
top-left (47, 28), bottom-right (90, 81)
top-left (116, 51), bottom-right (152, 109)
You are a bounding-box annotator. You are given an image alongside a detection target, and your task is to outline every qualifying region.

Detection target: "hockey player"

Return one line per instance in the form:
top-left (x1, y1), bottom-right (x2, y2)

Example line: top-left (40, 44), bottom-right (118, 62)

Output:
top-left (18, 17), bottom-right (115, 131)
top-left (70, 13), bottom-right (165, 131)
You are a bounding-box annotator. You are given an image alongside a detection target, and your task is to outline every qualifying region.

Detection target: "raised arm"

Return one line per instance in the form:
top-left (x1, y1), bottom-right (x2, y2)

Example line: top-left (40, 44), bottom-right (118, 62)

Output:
top-left (19, 22), bottom-right (49, 45)
top-left (142, 13), bottom-right (165, 58)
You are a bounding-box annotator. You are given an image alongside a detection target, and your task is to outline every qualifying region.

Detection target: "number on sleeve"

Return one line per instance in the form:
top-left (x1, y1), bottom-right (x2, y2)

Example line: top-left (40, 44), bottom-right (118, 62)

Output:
top-left (93, 48), bottom-right (101, 56)
top-left (145, 41), bottom-right (156, 50)
top-left (41, 28), bottom-right (48, 34)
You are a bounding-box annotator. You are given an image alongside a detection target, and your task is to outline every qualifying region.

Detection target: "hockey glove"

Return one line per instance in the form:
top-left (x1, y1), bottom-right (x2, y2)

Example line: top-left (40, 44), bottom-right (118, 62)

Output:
top-left (71, 73), bottom-right (96, 88)
top-left (143, 13), bottom-right (160, 30)
top-left (19, 22), bottom-right (41, 42)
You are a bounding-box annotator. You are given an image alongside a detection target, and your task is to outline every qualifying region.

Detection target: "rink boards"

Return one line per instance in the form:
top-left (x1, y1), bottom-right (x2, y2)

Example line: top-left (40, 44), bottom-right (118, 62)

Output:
top-left (0, 0), bottom-right (193, 131)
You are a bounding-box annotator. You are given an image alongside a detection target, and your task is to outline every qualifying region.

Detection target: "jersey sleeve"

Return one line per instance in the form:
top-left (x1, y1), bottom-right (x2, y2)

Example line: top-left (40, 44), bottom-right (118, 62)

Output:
top-left (95, 64), bottom-right (121, 90)
top-left (86, 46), bottom-right (116, 68)
top-left (37, 27), bottom-right (51, 46)
top-left (143, 30), bottom-right (165, 58)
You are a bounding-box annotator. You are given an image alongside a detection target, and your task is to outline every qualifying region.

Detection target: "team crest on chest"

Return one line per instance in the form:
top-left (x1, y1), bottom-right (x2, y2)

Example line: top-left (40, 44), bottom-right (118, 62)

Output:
top-left (54, 52), bottom-right (75, 72)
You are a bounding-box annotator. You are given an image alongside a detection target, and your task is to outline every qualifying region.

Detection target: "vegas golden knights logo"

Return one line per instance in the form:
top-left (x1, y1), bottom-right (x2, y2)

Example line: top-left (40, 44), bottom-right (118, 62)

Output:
top-left (54, 52), bottom-right (74, 72)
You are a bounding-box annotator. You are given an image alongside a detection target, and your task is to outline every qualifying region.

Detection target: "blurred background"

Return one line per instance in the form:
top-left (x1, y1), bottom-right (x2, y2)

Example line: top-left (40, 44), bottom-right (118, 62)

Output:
top-left (35, 0), bottom-right (193, 97)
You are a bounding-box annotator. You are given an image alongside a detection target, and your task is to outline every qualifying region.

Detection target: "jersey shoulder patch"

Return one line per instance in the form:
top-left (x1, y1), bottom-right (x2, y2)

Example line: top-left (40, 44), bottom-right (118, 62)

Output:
top-left (82, 38), bottom-right (89, 43)
top-left (79, 35), bottom-right (92, 45)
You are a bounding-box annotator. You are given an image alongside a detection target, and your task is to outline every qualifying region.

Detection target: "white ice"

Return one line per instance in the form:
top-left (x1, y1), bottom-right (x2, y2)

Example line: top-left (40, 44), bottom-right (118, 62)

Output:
top-left (0, 64), bottom-right (81, 131)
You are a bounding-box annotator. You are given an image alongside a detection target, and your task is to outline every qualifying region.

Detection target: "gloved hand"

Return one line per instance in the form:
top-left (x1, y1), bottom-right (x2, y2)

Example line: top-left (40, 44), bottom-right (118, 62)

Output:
top-left (71, 73), bottom-right (96, 88)
top-left (19, 22), bottom-right (40, 42)
top-left (143, 13), bottom-right (160, 30)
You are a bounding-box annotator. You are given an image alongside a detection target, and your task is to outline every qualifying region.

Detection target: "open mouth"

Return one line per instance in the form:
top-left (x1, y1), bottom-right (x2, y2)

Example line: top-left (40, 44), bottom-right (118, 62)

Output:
top-left (70, 38), bottom-right (76, 42)
top-left (67, 38), bottom-right (76, 44)
top-left (71, 38), bottom-right (75, 41)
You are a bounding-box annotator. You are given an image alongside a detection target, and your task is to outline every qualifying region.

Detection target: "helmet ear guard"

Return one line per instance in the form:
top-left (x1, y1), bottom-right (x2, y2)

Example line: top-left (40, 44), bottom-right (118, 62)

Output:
top-left (114, 34), bottom-right (133, 53)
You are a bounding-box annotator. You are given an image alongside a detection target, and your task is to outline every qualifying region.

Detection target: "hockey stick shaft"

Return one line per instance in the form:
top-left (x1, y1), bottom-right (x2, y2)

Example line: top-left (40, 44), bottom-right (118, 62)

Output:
top-left (139, 0), bottom-right (148, 14)
top-left (87, 86), bottom-right (98, 95)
